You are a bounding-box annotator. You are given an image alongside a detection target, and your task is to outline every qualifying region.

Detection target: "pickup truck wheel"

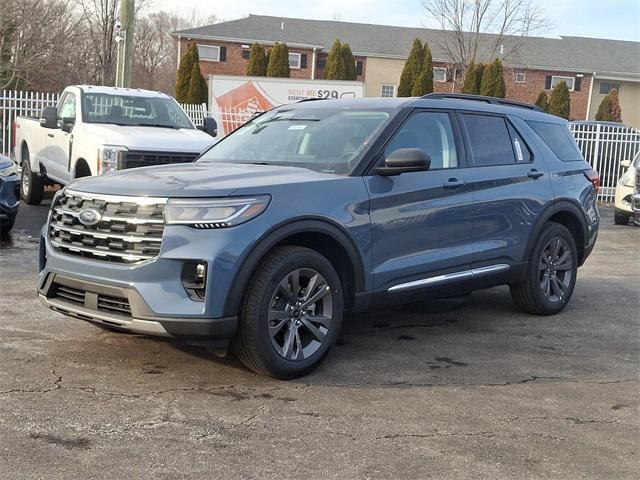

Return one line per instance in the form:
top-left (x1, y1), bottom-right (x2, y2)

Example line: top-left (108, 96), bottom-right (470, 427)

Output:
top-left (614, 210), bottom-right (630, 225)
top-left (20, 154), bottom-right (44, 205)
top-left (510, 222), bottom-right (578, 315)
top-left (0, 215), bottom-right (16, 239)
top-left (233, 246), bottom-right (343, 379)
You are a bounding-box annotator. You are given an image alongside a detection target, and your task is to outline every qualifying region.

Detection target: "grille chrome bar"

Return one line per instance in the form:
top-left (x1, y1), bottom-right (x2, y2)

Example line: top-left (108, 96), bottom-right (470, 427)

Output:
top-left (50, 222), bottom-right (162, 243)
top-left (50, 239), bottom-right (155, 261)
top-left (65, 189), bottom-right (168, 206)
top-left (53, 206), bottom-right (165, 225)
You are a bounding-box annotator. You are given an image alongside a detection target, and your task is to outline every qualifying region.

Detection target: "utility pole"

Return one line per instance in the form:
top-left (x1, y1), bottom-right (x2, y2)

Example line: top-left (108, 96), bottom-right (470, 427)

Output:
top-left (115, 0), bottom-right (135, 87)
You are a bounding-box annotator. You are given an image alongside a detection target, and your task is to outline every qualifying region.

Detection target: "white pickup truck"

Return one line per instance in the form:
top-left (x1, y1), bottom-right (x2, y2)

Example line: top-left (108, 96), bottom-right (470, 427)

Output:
top-left (14, 85), bottom-right (218, 204)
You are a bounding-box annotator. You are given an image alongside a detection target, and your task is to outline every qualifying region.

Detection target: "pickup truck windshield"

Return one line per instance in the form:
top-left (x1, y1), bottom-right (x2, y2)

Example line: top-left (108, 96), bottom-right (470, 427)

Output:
top-left (198, 107), bottom-right (392, 175)
top-left (83, 93), bottom-right (193, 129)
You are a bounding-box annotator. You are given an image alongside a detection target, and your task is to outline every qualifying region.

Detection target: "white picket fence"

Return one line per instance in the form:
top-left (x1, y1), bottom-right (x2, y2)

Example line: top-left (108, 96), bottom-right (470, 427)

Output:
top-left (569, 123), bottom-right (640, 203)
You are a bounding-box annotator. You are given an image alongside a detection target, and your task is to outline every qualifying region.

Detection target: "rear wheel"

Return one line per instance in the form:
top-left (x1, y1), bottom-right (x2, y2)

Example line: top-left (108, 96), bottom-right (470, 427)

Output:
top-left (0, 214), bottom-right (16, 239)
top-left (20, 147), bottom-right (44, 205)
top-left (614, 210), bottom-right (630, 225)
top-left (510, 223), bottom-right (578, 315)
top-left (232, 246), bottom-right (343, 379)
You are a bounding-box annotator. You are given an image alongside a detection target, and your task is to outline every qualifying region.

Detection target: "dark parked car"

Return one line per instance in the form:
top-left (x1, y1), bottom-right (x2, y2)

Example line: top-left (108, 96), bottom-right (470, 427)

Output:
top-left (0, 154), bottom-right (20, 238)
top-left (38, 94), bottom-right (600, 378)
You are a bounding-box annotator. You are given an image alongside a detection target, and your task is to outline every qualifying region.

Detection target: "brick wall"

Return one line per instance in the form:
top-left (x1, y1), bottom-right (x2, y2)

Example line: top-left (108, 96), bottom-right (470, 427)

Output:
top-left (179, 38), bottom-right (365, 82)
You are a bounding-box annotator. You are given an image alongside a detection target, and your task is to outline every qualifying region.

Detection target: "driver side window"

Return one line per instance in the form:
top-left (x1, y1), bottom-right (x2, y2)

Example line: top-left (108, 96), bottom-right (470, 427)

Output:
top-left (385, 111), bottom-right (458, 169)
top-left (57, 93), bottom-right (76, 121)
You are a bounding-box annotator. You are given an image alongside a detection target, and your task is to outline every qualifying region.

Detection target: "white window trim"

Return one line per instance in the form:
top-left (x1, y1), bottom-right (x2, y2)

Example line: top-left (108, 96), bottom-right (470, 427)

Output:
top-left (197, 44), bottom-right (220, 62)
top-left (433, 67), bottom-right (447, 83)
top-left (380, 83), bottom-right (396, 97)
top-left (515, 72), bottom-right (526, 84)
top-left (289, 52), bottom-right (302, 69)
top-left (551, 75), bottom-right (575, 91)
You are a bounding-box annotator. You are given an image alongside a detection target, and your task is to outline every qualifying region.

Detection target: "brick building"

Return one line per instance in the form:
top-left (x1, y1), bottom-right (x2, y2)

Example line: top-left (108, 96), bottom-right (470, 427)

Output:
top-left (174, 15), bottom-right (640, 127)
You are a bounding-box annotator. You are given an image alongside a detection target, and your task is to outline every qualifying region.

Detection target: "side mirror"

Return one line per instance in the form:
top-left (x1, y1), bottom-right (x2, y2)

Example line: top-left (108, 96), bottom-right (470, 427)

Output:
top-left (621, 159), bottom-right (631, 169)
top-left (39, 106), bottom-right (58, 129)
top-left (374, 148), bottom-right (431, 176)
top-left (197, 117), bottom-right (217, 137)
top-left (60, 117), bottom-right (75, 133)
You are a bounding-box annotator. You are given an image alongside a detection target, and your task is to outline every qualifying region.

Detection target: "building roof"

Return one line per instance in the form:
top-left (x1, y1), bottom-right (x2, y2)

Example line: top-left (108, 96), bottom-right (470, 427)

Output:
top-left (174, 14), bottom-right (640, 77)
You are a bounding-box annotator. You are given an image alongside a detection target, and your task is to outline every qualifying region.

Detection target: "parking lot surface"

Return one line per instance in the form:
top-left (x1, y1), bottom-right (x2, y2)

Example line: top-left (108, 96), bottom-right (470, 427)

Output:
top-left (0, 204), bottom-right (638, 479)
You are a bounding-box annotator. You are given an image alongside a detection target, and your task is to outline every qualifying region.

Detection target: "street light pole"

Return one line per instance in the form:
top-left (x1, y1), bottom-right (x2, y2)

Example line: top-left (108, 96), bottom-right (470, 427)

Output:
top-left (115, 0), bottom-right (135, 87)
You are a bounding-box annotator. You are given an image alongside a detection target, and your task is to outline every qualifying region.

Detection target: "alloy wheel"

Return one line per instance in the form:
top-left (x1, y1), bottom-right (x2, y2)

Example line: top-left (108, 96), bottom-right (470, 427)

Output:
top-left (21, 165), bottom-right (30, 197)
top-left (267, 268), bottom-right (333, 361)
top-left (538, 236), bottom-right (573, 303)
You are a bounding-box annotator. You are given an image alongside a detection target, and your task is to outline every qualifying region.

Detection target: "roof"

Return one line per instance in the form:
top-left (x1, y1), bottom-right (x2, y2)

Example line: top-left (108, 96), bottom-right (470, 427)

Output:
top-left (174, 14), bottom-right (640, 76)
top-left (75, 85), bottom-right (169, 98)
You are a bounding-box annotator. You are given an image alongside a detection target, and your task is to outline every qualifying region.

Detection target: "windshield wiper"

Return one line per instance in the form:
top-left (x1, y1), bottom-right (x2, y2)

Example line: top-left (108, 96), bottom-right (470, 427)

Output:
top-left (135, 123), bottom-right (180, 129)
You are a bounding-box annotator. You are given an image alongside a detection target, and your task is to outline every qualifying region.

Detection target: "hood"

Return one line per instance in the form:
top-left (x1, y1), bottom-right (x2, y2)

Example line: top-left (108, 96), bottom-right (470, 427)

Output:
top-left (68, 162), bottom-right (344, 197)
top-left (82, 124), bottom-right (216, 153)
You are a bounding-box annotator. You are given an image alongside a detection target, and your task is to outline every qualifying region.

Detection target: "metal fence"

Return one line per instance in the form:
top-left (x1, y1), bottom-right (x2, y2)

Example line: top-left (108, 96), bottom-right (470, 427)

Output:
top-left (569, 123), bottom-right (640, 203)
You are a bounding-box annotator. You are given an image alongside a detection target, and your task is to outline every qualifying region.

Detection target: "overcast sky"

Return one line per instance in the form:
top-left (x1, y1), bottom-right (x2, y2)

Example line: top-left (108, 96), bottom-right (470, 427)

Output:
top-left (156, 0), bottom-right (640, 42)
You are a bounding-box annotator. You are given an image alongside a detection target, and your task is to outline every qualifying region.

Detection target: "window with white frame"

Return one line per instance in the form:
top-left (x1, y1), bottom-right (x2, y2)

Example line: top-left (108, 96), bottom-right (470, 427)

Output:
top-left (515, 72), bottom-right (526, 83)
top-left (433, 67), bottom-right (447, 82)
top-left (197, 45), bottom-right (220, 62)
top-left (289, 52), bottom-right (301, 69)
top-left (551, 75), bottom-right (575, 91)
top-left (380, 84), bottom-right (395, 97)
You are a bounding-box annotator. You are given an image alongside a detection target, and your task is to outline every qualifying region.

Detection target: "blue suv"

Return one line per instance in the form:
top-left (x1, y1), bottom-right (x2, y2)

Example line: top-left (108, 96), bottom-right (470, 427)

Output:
top-left (38, 94), bottom-right (600, 378)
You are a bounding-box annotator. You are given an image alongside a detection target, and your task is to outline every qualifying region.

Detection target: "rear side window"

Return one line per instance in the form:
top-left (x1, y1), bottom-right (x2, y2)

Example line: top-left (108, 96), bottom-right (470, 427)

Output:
top-left (462, 114), bottom-right (515, 166)
top-left (527, 121), bottom-right (582, 161)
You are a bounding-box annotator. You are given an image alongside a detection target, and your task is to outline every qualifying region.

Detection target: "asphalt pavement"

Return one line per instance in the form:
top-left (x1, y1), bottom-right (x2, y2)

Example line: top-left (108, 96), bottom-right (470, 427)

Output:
top-left (0, 203), bottom-right (638, 479)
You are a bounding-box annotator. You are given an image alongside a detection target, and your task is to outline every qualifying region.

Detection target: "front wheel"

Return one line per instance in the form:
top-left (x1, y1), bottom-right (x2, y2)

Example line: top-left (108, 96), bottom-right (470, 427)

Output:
top-left (510, 223), bottom-right (578, 315)
top-left (232, 246), bottom-right (343, 379)
top-left (614, 210), bottom-right (630, 225)
top-left (20, 150), bottom-right (44, 205)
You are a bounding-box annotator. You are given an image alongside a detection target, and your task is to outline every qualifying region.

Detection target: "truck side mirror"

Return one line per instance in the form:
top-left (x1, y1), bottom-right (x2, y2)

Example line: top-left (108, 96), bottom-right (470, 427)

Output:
top-left (60, 118), bottom-right (75, 133)
top-left (40, 106), bottom-right (58, 129)
top-left (374, 148), bottom-right (431, 176)
top-left (197, 117), bottom-right (217, 137)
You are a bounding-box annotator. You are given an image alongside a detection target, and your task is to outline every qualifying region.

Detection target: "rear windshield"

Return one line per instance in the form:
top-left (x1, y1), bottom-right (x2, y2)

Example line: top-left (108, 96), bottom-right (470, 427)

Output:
top-left (527, 121), bottom-right (583, 161)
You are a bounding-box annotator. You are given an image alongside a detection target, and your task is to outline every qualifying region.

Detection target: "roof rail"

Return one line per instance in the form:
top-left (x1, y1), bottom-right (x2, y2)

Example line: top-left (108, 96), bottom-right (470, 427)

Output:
top-left (420, 93), bottom-right (542, 112)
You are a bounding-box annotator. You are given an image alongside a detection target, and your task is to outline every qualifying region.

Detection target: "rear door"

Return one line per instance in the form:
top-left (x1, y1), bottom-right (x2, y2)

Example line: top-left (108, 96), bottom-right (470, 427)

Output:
top-left (460, 112), bottom-right (554, 274)
top-left (366, 109), bottom-right (474, 298)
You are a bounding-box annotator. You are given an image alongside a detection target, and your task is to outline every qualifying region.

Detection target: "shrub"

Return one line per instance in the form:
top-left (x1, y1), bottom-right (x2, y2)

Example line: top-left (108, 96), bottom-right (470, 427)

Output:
top-left (175, 42), bottom-right (199, 102)
top-left (548, 80), bottom-right (571, 119)
top-left (341, 43), bottom-right (357, 80)
top-left (246, 43), bottom-right (268, 76)
top-left (398, 38), bottom-right (424, 97)
top-left (324, 39), bottom-right (345, 80)
top-left (462, 62), bottom-right (477, 94)
top-left (480, 58), bottom-right (506, 98)
top-left (535, 91), bottom-right (549, 112)
top-left (411, 42), bottom-right (433, 96)
top-left (266, 43), bottom-right (290, 78)
top-left (473, 63), bottom-right (485, 94)
top-left (595, 89), bottom-right (622, 122)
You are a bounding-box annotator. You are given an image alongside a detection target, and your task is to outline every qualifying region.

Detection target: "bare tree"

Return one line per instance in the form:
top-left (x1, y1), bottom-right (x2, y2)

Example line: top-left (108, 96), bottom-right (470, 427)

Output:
top-left (422, 0), bottom-right (550, 68)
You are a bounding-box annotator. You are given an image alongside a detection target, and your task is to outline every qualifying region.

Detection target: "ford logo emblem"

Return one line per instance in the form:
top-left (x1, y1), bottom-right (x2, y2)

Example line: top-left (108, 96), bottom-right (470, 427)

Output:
top-left (78, 208), bottom-right (102, 226)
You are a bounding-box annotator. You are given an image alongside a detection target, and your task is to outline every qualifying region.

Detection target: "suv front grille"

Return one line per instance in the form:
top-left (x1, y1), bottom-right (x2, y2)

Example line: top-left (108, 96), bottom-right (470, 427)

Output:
top-left (119, 150), bottom-right (200, 170)
top-left (48, 189), bottom-right (167, 263)
top-left (50, 283), bottom-right (132, 317)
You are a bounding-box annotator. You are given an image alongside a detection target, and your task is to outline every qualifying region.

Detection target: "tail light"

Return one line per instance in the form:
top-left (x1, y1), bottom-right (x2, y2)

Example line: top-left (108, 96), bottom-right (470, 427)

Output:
top-left (584, 169), bottom-right (600, 193)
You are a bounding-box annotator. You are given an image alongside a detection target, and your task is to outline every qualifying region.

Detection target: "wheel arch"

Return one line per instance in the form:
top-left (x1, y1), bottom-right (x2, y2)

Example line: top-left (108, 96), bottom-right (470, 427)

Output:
top-left (524, 200), bottom-right (589, 266)
top-left (73, 157), bottom-right (92, 178)
top-left (222, 217), bottom-right (367, 317)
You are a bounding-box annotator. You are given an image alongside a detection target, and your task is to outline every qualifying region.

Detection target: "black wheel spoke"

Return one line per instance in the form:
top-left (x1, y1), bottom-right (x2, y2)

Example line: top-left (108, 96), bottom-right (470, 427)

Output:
top-left (300, 284), bottom-right (330, 310)
top-left (290, 270), bottom-right (301, 299)
top-left (301, 318), bottom-right (326, 342)
top-left (269, 318), bottom-right (288, 337)
top-left (278, 278), bottom-right (294, 303)
top-left (306, 314), bottom-right (332, 328)
top-left (281, 326), bottom-right (296, 359)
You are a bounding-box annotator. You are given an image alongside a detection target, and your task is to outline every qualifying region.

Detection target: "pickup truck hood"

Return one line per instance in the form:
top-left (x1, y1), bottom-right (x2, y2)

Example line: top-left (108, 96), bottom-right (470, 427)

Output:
top-left (68, 162), bottom-right (344, 197)
top-left (83, 124), bottom-right (215, 153)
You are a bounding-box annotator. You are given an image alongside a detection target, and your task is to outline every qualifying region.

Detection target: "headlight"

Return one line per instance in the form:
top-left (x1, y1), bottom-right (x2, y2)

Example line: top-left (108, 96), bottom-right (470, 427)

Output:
top-left (165, 195), bottom-right (270, 228)
top-left (0, 162), bottom-right (18, 178)
top-left (98, 146), bottom-right (127, 175)
top-left (619, 171), bottom-right (635, 188)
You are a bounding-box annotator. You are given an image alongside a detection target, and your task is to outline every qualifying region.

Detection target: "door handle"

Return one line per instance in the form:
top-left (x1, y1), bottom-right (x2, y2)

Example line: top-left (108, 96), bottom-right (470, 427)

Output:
top-left (443, 178), bottom-right (466, 189)
top-left (527, 169), bottom-right (545, 179)
top-left (47, 133), bottom-right (54, 138)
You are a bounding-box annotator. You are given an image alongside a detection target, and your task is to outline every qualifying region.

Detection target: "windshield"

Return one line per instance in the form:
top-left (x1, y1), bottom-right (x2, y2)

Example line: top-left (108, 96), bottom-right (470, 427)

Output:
top-left (83, 93), bottom-right (193, 129)
top-left (198, 107), bottom-right (392, 175)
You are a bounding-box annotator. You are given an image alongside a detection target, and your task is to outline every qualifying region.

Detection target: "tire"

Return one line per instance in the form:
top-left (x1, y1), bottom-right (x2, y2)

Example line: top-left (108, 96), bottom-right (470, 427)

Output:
top-left (20, 148), bottom-right (44, 205)
top-left (232, 246), bottom-right (344, 379)
top-left (510, 222), bottom-right (578, 315)
top-left (0, 215), bottom-right (16, 239)
top-left (614, 210), bottom-right (630, 225)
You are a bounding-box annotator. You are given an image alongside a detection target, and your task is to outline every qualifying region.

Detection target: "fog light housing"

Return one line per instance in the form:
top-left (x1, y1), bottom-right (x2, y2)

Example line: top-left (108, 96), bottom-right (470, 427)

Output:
top-left (181, 261), bottom-right (207, 301)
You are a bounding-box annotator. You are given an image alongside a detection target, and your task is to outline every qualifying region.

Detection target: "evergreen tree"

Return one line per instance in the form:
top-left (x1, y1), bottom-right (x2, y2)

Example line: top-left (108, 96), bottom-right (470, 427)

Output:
top-left (246, 43), bottom-right (267, 76)
top-left (462, 62), bottom-right (477, 94)
top-left (474, 63), bottom-right (485, 94)
top-left (266, 43), bottom-right (290, 77)
top-left (480, 58), bottom-right (506, 98)
top-left (185, 62), bottom-right (205, 104)
top-left (411, 42), bottom-right (433, 96)
top-left (341, 43), bottom-right (357, 80)
top-left (548, 80), bottom-right (571, 119)
top-left (535, 91), bottom-right (549, 112)
top-left (324, 40), bottom-right (345, 80)
top-left (595, 89), bottom-right (622, 122)
top-left (175, 42), bottom-right (199, 102)
top-left (398, 38), bottom-right (424, 97)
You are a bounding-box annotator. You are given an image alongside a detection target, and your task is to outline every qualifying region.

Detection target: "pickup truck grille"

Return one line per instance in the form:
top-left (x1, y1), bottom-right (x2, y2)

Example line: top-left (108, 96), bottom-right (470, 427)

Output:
top-left (119, 150), bottom-right (200, 170)
top-left (48, 189), bottom-right (167, 263)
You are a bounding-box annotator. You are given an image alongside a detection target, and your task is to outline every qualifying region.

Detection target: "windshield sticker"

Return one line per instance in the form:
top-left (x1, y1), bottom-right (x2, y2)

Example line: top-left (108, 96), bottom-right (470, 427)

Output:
top-left (288, 124), bottom-right (307, 130)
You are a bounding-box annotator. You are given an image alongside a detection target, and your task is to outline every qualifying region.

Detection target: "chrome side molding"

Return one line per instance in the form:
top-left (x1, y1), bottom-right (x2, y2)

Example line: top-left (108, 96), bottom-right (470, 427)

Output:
top-left (388, 264), bottom-right (510, 292)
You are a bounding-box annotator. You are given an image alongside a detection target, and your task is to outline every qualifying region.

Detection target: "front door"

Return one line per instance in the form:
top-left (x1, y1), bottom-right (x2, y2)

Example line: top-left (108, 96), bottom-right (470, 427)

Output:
top-left (46, 91), bottom-right (76, 183)
top-left (366, 109), bottom-right (474, 298)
